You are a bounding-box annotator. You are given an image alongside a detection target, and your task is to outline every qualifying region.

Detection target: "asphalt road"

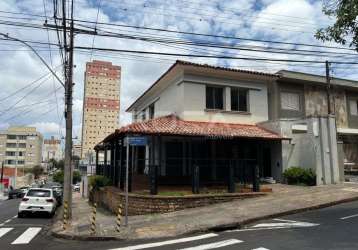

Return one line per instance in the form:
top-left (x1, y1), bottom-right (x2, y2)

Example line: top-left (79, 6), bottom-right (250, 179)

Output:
top-left (1, 198), bottom-right (358, 250)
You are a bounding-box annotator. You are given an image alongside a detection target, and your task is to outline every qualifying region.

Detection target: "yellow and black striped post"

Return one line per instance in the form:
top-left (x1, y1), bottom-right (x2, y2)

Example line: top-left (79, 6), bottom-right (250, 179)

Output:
top-left (116, 204), bottom-right (122, 232)
top-left (63, 201), bottom-right (68, 230)
top-left (90, 203), bottom-right (97, 235)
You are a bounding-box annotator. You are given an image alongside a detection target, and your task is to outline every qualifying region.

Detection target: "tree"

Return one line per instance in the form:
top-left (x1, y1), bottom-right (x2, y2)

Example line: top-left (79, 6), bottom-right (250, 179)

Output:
top-left (56, 159), bottom-right (64, 170)
top-left (32, 165), bottom-right (44, 179)
top-left (52, 170), bottom-right (81, 184)
top-left (315, 1), bottom-right (358, 50)
top-left (53, 170), bottom-right (64, 184)
top-left (72, 170), bottom-right (81, 184)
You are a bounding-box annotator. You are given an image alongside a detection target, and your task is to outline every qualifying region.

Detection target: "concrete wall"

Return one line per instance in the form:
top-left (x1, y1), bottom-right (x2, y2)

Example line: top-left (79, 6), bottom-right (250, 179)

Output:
top-left (181, 79), bottom-right (269, 124)
top-left (153, 81), bottom-right (184, 118)
top-left (260, 116), bottom-right (341, 185)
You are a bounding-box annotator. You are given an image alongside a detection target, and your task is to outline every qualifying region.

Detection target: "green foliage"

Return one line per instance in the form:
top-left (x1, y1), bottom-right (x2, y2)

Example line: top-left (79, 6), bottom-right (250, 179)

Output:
top-left (72, 170), bottom-right (81, 184)
top-left (56, 159), bottom-right (64, 170)
top-left (32, 165), bottom-right (44, 179)
top-left (89, 175), bottom-right (111, 191)
top-left (283, 167), bottom-right (316, 186)
top-left (52, 170), bottom-right (81, 184)
top-left (53, 170), bottom-right (64, 184)
top-left (48, 158), bottom-right (64, 171)
top-left (315, 0), bottom-right (358, 50)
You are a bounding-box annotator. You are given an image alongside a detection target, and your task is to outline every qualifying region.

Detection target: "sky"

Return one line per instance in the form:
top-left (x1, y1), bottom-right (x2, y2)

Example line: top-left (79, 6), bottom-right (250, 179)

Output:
top-left (0, 0), bottom-right (356, 145)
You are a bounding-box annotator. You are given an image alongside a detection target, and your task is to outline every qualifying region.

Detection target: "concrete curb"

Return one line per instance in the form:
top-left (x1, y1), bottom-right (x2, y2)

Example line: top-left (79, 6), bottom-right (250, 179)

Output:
top-left (51, 230), bottom-right (121, 241)
top-left (51, 195), bottom-right (358, 241)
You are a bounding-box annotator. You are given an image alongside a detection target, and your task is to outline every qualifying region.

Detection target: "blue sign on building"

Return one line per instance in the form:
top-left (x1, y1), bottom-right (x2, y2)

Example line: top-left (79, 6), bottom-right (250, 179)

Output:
top-left (127, 137), bottom-right (148, 146)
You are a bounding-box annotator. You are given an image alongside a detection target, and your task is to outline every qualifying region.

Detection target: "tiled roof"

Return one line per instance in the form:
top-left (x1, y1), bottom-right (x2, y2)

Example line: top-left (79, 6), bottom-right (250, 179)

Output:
top-left (100, 115), bottom-right (284, 144)
top-left (177, 60), bottom-right (279, 77)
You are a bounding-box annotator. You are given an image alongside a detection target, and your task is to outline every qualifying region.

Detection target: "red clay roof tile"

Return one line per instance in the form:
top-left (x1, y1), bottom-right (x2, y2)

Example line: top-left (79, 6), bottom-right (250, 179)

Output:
top-left (98, 115), bottom-right (284, 145)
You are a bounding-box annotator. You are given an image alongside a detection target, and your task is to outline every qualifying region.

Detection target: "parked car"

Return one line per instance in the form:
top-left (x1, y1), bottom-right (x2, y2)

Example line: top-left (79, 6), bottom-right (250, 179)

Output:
top-left (8, 189), bottom-right (23, 199)
top-left (73, 183), bottom-right (80, 192)
top-left (19, 186), bottom-right (29, 197)
top-left (42, 183), bottom-right (63, 206)
top-left (18, 188), bottom-right (57, 218)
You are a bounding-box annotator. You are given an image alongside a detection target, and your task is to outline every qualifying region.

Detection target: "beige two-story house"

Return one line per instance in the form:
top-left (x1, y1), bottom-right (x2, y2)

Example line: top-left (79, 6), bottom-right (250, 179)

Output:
top-left (94, 60), bottom-right (358, 192)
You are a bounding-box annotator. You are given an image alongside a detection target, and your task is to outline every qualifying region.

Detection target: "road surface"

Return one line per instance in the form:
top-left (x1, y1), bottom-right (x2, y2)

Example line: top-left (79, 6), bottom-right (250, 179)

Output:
top-left (1, 197), bottom-right (358, 249)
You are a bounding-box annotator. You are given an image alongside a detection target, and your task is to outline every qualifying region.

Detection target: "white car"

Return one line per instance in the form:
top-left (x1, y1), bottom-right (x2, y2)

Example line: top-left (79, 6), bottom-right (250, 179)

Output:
top-left (73, 183), bottom-right (80, 192)
top-left (18, 188), bottom-right (57, 218)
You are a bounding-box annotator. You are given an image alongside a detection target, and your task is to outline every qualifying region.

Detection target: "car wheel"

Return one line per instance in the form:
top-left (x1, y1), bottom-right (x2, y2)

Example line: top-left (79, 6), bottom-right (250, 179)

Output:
top-left (18, 212), bottom-right (24, 218)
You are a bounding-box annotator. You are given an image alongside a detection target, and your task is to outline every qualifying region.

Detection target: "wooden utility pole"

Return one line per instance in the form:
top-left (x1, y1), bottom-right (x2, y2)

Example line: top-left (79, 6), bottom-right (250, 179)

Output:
top-left (326, 60), bottom-right (332, 115)
top-left (63, 0), bottom-right (75, 219)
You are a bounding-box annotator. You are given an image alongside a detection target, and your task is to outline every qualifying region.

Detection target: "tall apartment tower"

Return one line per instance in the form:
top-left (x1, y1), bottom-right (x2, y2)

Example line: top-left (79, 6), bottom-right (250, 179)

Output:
top-left (81, 60), bottom-right (121, 160)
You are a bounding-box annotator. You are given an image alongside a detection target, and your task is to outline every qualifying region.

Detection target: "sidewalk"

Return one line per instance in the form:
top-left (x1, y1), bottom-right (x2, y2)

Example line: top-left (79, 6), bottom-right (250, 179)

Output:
top-left (52, 183), bottom-right (358, 241)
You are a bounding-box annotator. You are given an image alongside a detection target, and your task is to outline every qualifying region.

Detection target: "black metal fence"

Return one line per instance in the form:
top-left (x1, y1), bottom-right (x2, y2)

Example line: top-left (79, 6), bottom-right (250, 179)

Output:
top-left (96, 157), bottom-right (260, 194)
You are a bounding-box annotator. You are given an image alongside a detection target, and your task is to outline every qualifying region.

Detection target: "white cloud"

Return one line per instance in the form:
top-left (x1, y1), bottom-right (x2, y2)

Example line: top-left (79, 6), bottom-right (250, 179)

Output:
top-left (29, 122), bottom-right (61, 135)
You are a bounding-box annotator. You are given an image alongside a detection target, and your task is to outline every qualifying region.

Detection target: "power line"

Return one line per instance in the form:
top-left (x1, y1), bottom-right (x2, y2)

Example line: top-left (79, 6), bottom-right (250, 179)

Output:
top-left (0, 66), bottom-right (61, 104)
top-left (89, 0), bottom-right (102, 61)
top-left (70, 18), bottom-right (355, 52)
top-left (80, 26), bottom-right (358, 60)
top-left (0, 74), bottom-right (53, 117)
top-left (75, 45), bottom-right (358, 65)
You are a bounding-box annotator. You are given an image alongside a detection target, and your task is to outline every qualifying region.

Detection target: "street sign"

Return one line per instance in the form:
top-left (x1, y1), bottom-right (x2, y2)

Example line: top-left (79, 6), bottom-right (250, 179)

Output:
top-left (127, 137), bottom-right (147, 146)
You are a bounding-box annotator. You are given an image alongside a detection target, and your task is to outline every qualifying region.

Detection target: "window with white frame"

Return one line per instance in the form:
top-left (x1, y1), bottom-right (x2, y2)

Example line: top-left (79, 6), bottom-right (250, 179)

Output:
top-left (281, 92), bottom-right (300, 111)
top-left (231, 88), bottom-right (249, 112)
top-left (206, 86), bottom-right (224, 110)
top-left (349, 99), bottom-right (358, 116)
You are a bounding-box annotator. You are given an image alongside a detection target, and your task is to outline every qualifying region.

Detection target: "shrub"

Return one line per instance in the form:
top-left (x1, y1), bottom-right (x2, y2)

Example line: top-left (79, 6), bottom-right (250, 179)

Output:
top-left (283, 167), bottom-right (316, 186)
top-left (89, 175), bottom-right (111, 191)
top-left (53, 170), bottom-right (64, 184)
top-left (52, 170), bottom-right (82, 184)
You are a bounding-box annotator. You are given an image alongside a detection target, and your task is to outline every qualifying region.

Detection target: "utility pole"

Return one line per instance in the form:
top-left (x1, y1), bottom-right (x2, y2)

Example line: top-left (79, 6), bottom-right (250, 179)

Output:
top-left (62, 0), bottom-right (75, 219)
top-left (326, 60), bottom-right (332, 115)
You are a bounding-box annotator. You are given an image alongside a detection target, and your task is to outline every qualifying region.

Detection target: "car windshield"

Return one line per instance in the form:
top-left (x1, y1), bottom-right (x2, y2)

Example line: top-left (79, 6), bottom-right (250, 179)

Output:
top-left (26, 189), bottom-right (51, 197)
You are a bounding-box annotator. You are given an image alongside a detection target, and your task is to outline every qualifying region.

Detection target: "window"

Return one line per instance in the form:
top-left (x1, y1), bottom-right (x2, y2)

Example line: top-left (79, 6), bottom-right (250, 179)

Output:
top-left (281, 92), bottom-right (300, 111)
top-left (6, 151), bottom-right (16, 156)
top-left (17, 160), bottom-right (24, 165)
top-left (18, 135), bottom-right (27, 140)
top-left (149, 104), bottom-right (155, 119)
top-left (206, 86), bottom-right (224, 110)
top-left (349, 99), bottom-right (358, 116)
top-left (7, 135), bottom-right (17, 140)
top-left (6, 143), bottom-right (16, 148)
top-left (141, 110), bottom-right (146, 121)
top-left (231, 88), bottom-right (248, 112)
top-left (5, 160), bottom-right (16, 165)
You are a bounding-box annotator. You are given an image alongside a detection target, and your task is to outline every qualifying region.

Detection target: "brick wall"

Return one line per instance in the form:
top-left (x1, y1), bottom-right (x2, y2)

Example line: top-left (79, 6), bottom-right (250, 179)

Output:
top-left (90, 186), bottom-right (267, 215)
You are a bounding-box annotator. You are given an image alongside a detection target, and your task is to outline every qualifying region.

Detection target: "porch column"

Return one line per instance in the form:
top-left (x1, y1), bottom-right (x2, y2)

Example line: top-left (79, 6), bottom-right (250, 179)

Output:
top-left (255, 142), bottom-right (262, 192)
top-left (211, 140), bottom-right (217, 181)
top-left (91, 149), bottom-right (99, 175)
top-left (110, 141), bottom-right (115, 185)
top-left (149, 136), bottom-right (158, 194)
top-left (120, 138), bottom-right (125, 190)
top-left (104, 146), bottom-right (108, 178)
top-left (114, 139), bottom-right (120, 187)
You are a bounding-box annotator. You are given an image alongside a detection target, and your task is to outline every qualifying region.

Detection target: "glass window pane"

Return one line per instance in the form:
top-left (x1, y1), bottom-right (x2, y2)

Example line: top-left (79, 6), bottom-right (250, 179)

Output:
top-left (281, 92), bottom-right (300, 111)
top-left (350, 100), bottom-right (358, 116)
top-left (214, 88), bottom-right (223, 109)
top-left (231, 88), bottom-right (238, 111)
top-left (206, 87), bottom-right (214, 109)
top-left (239, 89), bottom-right (248, 111)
